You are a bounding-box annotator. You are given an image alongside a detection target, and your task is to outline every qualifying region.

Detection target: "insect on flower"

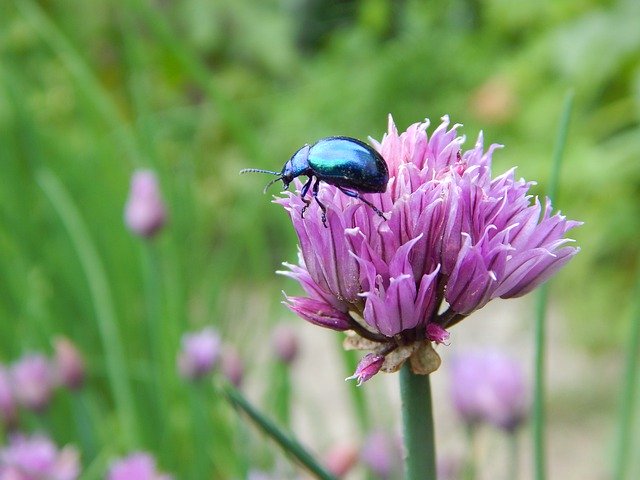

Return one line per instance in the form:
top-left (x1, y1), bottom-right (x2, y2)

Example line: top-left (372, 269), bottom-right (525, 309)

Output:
top-left (240, 137), bottom-right (389, 227)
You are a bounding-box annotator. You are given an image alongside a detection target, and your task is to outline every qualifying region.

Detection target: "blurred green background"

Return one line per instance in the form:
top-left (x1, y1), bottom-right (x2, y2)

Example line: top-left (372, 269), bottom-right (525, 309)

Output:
top-left (1, 0), bottom-right (639, 478)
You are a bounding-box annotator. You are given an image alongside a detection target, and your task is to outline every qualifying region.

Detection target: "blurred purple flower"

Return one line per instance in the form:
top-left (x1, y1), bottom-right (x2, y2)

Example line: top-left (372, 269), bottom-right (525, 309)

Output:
top-left (124, 170), bottom-right (167, 238)
top-left (360, 431), bottom-right (399, 479)
top-left (450, 350), bottom-right (528, 431)
top-left (10, 354), bottom-right (55, 412)
top-left (277, 116), bottom-right (581, 382)
top-left (53, 337), bottom-right (85, 390)
top-left (0, 433), bottom-right (80, 480)
top-left (107, 452), bottom-right (172, 480)
top-left (177, 327), bottom-right (222, 380)
top-left (0, 366), bottom-right (17, 428)
top-left (270, 324), bottom-right (299, 364)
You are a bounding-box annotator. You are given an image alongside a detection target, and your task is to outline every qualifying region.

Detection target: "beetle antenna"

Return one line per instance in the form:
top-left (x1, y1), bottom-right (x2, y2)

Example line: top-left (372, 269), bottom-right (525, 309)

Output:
top-left (262, 176), bottom-right (284, 194)
top-left (239, 168), bottom-right (281, 175)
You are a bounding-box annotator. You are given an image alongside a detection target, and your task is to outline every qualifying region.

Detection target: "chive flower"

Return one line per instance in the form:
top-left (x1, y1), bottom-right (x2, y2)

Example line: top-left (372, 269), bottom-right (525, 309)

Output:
top-left (124, 170), bottom-right (167, 238)
top-left (0, 433), bottom-right (80, 480)
top-left (107, 452), bottom-right (172, 480)
top-left (10, 353), bottom-right (56, 412)
top-left (176, 327), bottom-right (222, 380)
top-left (278, 116), bottom-right (581, 383)
top-left (450, 350), bottom-right (529, 432)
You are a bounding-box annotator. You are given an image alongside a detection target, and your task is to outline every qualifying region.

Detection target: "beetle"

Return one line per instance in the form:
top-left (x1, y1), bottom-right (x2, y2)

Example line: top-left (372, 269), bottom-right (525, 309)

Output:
top-left (240, 136), bottom-right (389, 227)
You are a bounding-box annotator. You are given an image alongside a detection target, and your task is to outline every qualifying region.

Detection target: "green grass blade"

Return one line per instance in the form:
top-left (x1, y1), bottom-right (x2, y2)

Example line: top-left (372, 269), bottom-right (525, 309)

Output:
top-left (13, 0), bottom-right (142, 165)
top-left (532, 90), bottom-right (574, 480)
top-left (613, 266), bottom-right (640, 480)
top-left (36, 168), bottom-right (139, 448)
top-left (224, 385), bottom-right (337, 480)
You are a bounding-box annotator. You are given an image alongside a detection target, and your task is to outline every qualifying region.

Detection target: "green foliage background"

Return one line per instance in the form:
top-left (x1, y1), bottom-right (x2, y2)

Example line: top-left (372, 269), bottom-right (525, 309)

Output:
top-left (0, 0), bottom-right (639, 477)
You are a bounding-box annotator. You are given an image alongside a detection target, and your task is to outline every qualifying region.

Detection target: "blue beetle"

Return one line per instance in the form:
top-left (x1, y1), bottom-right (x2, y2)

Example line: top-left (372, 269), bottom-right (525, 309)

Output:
top-left (240, 136), bottom-right (389, 227)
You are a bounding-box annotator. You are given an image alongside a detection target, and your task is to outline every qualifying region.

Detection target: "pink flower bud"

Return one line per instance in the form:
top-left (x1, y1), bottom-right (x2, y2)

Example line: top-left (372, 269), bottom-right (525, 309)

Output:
top-left (177, 327), bottom-right (221, 380)
top-left (53, 337), bottom-right (85, 390)
top-left (270, 325), bottom-right (299, 364)
top-left (124, 170), bottom-right (167, 238)
top-left (11, 353), bottom-right (55, 412)
top-left (345, 353), bottom-right (385, 386)
top-left (323, 443), bottom-right (358, 477)
top-left (107, 452), bottom-right (172, 480)
top-left (221, 347), bottom-right (244, 387)
top-left (426, 323), bottom-right (450, 345)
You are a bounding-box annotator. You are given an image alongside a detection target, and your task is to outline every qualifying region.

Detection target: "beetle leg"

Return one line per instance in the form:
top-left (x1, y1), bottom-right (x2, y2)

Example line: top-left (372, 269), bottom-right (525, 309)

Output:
top-left (299, 176), bottom-right (313, 218)
top-left (312, 178), bottom-right (328, 228)
top-left (338, 187), bottom-right (387, 220)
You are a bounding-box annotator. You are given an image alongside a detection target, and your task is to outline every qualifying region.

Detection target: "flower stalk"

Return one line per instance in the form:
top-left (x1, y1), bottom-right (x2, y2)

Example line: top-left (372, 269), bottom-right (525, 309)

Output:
top-left (400, 364), bottom-right (436, 480)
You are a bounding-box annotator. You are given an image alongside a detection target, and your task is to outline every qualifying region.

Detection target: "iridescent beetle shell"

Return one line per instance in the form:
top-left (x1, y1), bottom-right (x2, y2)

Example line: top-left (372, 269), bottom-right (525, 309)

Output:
top-left (241, 136), bottom-right (389, 226)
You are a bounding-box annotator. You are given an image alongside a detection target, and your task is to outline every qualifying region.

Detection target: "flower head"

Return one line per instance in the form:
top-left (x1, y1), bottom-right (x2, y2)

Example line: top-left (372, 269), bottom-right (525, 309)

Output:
top-left (221, 346), bottom-right (244, 387)
top-left (53, 337), bottom-right (85, 390)
top-left (124, 170), bottom-right (167, 238)
top-left (271, 324), bottom-right (300, 364)
top-left (10, 354), bottom-right (55, 412)
top-left (177, 327), bottom-right (222, 380)
top-left (107, 452), bottom-right (172, 480)
top-left (450, 350), bottom-right (528, 431)
top-left (278, 116), bottom-right (581, 382)
top-left (360, 430), bottom-right (400, 479)
top-left (0, 433), bottom-right (80, 480)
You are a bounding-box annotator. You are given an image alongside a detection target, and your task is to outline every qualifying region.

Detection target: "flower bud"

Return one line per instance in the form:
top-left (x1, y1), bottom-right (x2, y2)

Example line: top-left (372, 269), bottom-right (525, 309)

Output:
top-left (270, 324), bottom-right (299, 364)
top-left (124, 170), bottom-right (167, 238)
top-left (53, 337), bottom-right (85, 390)
top-left (107, 452), bottom-right (172, 480)
top-left (221, 347), bottom-right (244, 387)
top-left (177, 327), bottom-right (222, 380)
top-left (360, 431), bottom-right (399, 479)
top-left (345, 353), bottom-right (385, 386)
top-left (323, 443), bottom-right (358, 477)
top-left (11, 353), bottom-right (55, 412)
top-left (450, 351), bottom-right (528, 431)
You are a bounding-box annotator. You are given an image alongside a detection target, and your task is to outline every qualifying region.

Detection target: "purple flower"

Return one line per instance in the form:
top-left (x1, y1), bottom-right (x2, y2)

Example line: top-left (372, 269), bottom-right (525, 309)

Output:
top-left (0, 366), bottom-right (17, 428)
top-left (107, 452), bottom-right (172, 480)
top-left (53, 337), bottom-right (85, 390)
top-left (450, 351), bottom-right (528, 431)
top-left (10, 354), bottom-right (55, 412)
top-left (0, 433), bottom-right (80, 480)
top-left (270, 324), bottom-right (299, 364)
top-left (360, 431), bottom-right (399, 479)
top-left (177, 327), bottom-right (222, 380)
top-left (124, 170), bottom-right (167, 238)
top-left (277, 116), bottom-right (581, 381)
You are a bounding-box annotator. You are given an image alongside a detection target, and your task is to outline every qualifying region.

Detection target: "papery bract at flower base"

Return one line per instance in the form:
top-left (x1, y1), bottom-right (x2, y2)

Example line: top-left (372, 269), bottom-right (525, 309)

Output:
top-left (277, 115), bottom-right (581, 382)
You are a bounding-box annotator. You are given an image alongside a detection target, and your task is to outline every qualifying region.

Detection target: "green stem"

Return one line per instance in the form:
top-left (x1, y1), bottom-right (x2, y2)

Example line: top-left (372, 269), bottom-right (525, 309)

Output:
top-left (224, 386), bottom-right (337, 480)
top-left (400, 363), bottom-right (436, 480)
top-left (508, 430), bottom-right (520, 480)
top-left (36, 169), bottom-right (138, 448)
top-left (613, 266), bottom-right (640, 480)
top-left (532, 90), bottom-right (574, 480)
top-left (463, 424), bottom-right (477, 480)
